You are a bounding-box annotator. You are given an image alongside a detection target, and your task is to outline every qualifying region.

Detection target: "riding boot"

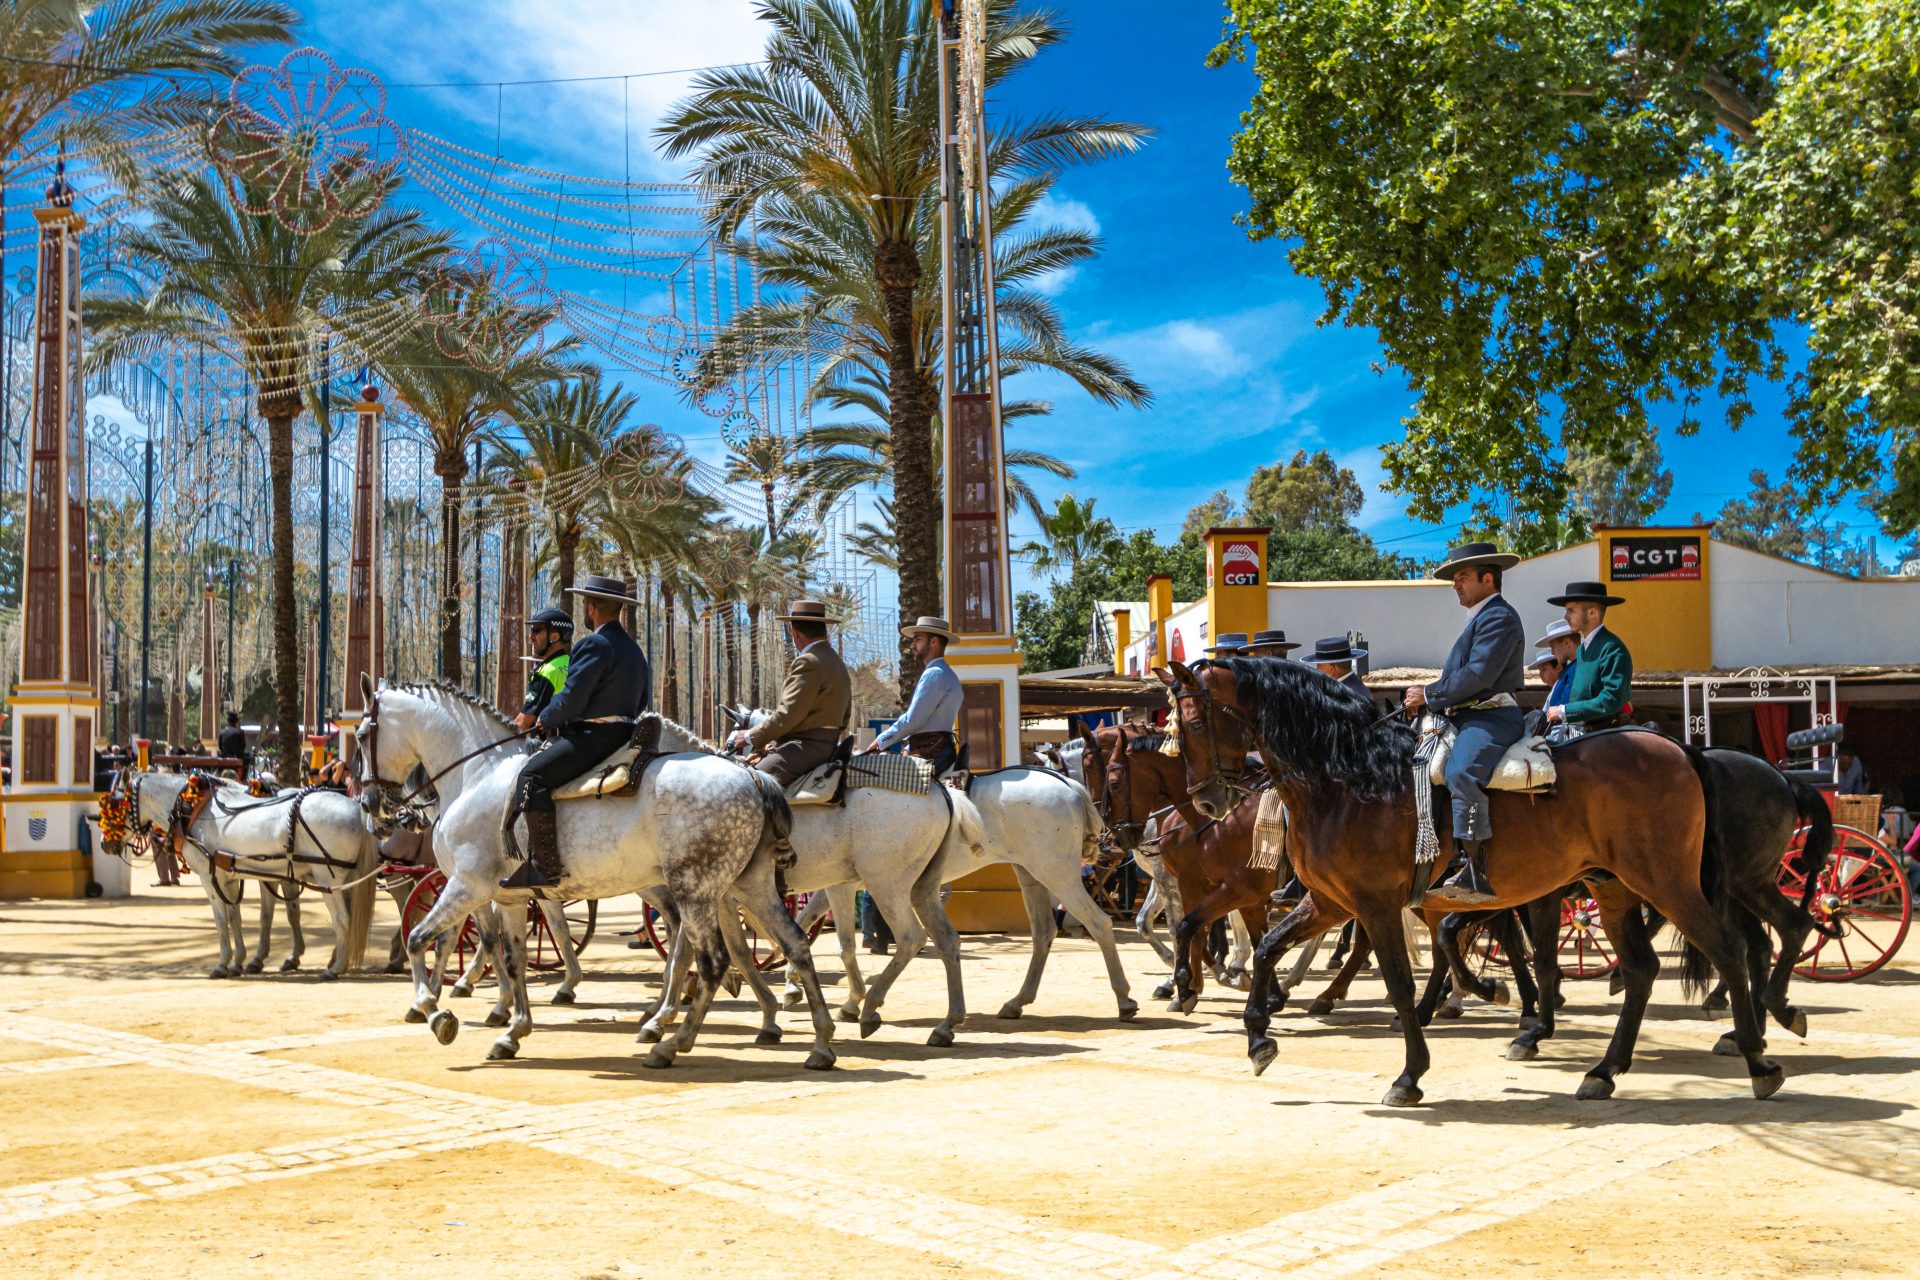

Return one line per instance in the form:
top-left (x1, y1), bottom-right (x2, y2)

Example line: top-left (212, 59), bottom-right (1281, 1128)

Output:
top-left (1269, 875), bottom-right (1304, 908)
top-left (1426, 837), bottom-right (1496, 906)
top-left (500, 806), bottom-right (562, 894)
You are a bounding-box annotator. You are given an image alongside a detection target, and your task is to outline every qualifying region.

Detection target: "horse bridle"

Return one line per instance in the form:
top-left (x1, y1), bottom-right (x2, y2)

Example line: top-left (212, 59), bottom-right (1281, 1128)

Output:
top-left (1097, 733), bottom-right (1151, 849)
top-left (358, 687), bottom-right (534, 828)
top-left (1168, 673), bottom-right (1260, 805)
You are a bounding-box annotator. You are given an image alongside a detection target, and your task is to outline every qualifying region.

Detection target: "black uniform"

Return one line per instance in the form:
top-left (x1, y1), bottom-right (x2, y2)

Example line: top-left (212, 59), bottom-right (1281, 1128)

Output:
top-left (216, 725), bottom-right (249, 771)
top-left (516, 619), bottom-right (651, 816)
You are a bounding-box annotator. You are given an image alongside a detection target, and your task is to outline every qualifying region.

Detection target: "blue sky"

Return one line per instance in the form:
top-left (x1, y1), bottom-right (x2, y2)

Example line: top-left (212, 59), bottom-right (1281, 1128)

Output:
top-left (284, 0), bottom-right (1898, 591)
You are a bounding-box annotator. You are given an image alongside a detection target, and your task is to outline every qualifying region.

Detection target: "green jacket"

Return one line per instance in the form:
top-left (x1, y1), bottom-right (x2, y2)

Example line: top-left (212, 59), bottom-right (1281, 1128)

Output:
top-left (1560, 628), bottom-right (1632, 724)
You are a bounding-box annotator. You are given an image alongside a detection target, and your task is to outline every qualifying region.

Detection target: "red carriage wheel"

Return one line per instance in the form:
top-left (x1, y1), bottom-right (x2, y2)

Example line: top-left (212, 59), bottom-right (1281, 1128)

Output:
top-left (642, 895), bottom-right (826, 970)
top-left (1780, 825), bottom-right (1912, 982)
top-left (525, 899), bottom-right (598, 971)
top-left (400, 869), bottom-right (483, 978)
top-left (642, 902), bottom-right (673, 959)
top-left (1558, 896), bottom-right (1619, 979)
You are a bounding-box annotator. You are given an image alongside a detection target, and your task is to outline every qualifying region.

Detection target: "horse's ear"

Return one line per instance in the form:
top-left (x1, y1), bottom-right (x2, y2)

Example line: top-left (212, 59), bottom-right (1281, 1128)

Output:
top-left (1152, 665), bottom-right (1177, 687)
top-left (360, 672), bottom-right (375, 702)
top-left (1167, 660), bottom-right (1198, 687)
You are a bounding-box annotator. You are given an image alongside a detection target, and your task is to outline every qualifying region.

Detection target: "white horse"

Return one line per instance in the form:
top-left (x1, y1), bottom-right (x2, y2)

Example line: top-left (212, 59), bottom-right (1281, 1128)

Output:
top-left (105, 770), bottom-right (378, 980)
top-left (353, 678), bottom-right (834, 1069)
top-left (639, 715), bottom-right (986, 1049)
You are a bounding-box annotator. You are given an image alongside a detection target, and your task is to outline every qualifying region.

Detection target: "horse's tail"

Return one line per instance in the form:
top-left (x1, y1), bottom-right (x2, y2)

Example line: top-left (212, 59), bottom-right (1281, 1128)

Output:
top-left (1679, 745), bottom-right (1723, 999)
top-left (749, 770), bottom-right (793, 864)
top-left (340, 828), bottom-right (380, 975)
top-left (949, 789), bottom-right (989, 863)
top-left (1071, 778), bottom-right (1103, 862)
top-left (1786, 773), bottom-right (1836, 913)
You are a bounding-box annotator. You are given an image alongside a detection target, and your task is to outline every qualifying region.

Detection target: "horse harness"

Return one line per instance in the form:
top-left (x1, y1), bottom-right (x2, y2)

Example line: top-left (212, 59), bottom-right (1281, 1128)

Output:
top-left (153, 771), bottom-right (370, 905)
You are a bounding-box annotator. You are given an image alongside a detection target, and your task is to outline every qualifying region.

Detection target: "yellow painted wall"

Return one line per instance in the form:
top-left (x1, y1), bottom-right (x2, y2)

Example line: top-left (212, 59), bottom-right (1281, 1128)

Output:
top-left (1146, 574), bottom-right (1173, 669)
top-left (1596, 527), bottom-right (1712, 671)
top-left (1112, 609), bottom-right (1131, 675)
top-left (1204, 526), bottom-right (1272, 649)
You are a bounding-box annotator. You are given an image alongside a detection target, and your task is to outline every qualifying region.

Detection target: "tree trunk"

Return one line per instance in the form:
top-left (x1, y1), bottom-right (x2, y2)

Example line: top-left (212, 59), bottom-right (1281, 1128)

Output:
top-left (662, 589), bottom-right (678, 723)
top-left (762, 482), bottom-right (778, 540)
top-left (557, 518), bottom-right (580, 614)
top-left (434, 447), bottom-right (467, 684)
top-left (747, 600), bottom-right (762, 708)
top-left (264, 409), bottom-right (302, 781)
top-left (877, 237), bottom-right (936, 702)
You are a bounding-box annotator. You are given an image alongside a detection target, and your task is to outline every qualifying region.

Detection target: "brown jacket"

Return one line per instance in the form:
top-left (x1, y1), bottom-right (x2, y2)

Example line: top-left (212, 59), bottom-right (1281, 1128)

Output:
top-left (748, 641), bottom-right (853, 751)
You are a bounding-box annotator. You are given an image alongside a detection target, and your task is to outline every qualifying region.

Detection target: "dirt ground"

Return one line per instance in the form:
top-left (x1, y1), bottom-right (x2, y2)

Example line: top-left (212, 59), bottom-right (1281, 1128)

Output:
top-left (3, 886), bottom-right (1919, 1279)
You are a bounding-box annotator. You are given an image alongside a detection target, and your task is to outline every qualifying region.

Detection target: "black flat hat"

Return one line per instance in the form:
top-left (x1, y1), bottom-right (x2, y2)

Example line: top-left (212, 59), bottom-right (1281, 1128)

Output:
top-left (1247, 629), bottom-right (1301, 652)
top-left (1548, 580), bottom-right (1626, 607)
top-left (1203, 631), bottom-right (1250, 655)
top-left (566, 574), bottom-right (640, 606)
top-left (1431, 540), bottom-right (1521, 581)
top-left (1308, 636), bottom-right (1367, 664)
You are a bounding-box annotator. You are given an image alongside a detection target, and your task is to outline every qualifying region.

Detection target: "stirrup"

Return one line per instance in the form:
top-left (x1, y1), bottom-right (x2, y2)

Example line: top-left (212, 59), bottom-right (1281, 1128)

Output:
top-left (1269, 876), bottom-right (1304, 908)
top-left (500, 859), bottom-right (557, 894)
top-left (1425, 854), bottom-right (1495, 906)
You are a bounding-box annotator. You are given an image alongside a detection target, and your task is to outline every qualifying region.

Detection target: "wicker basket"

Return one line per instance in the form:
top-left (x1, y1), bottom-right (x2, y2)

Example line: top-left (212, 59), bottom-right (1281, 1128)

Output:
top-left (1831, 793), bottom-right (1883, 835)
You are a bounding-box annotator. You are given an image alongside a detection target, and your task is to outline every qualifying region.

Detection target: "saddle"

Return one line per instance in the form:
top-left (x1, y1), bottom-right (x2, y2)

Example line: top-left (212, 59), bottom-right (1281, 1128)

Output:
top-left (552, 716), bottom-right (665, 801)
top-left (787, 739), bottom-right (936, 806)
top-left (1425, 723), bottom-right (1556, 793)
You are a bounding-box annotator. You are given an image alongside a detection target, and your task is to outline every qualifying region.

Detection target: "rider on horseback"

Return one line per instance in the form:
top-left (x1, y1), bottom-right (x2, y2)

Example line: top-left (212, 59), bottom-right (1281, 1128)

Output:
top-left (866, 615), bottom-right (962, 774)
top-left (1403, 541), bottom-right (1525, 906)
top-left (501, 576), bottom-right (650, 893)
top-left (1543, 581), bottom-right (1634, 734)
top-left (516, 606), bottom-right (574, 723)
top-left (732, 599), bottom-right (852, 789)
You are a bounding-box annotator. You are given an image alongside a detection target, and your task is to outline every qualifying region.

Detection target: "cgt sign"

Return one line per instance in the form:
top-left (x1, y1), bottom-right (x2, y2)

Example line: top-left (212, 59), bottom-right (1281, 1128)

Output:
top-left (1217, 540), bottom-right (1263, 587)
top-left (1611, 536), bottom-right (1702, 582)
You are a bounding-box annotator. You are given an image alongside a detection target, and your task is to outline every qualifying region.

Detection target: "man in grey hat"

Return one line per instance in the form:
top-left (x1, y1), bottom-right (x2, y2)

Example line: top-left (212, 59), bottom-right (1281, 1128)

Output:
top-left (502, 575), bottom-right (650, 892)
top-left (866, 616), bottom-right (963, 775)
top-left (1404, 541), bottom-right (1525, 905)
top-left (732, 600), bottom-right (853, 789)
top-left (1204, 632), bottom-right (1250, 657)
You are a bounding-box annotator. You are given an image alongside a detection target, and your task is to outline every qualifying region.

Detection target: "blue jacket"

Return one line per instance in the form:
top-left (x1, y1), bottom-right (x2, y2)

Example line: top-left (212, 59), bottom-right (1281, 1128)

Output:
top-left (1548, 659), bottom-right (1576, 708)
top-left (1425, 595), bottom-right (1525, 711)
top-left (538, 620), bottom-right (650, 730)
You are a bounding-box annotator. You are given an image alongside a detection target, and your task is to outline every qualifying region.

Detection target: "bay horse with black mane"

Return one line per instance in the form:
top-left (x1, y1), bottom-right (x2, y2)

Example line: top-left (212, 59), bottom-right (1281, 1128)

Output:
top-left (1159, 656), bottom-right (1784, 1107)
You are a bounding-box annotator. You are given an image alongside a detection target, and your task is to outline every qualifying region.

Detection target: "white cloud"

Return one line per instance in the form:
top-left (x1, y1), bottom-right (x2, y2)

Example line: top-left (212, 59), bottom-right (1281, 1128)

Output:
top-left (1029, 191), bottom-right (1100, 236)
top-left (1160, 320), bottom-right (1250, 377)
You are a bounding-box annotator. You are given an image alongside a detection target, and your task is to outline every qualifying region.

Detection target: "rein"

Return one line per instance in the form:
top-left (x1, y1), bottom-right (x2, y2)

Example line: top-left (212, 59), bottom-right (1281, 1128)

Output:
top-left (1168, 680), bottom-right (1261, 804)
top-left (359, 687), bottom-right (536, 815)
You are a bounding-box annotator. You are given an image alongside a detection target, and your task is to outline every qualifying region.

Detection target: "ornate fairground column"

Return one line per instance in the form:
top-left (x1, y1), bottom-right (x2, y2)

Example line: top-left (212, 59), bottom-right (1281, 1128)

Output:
top-left (2, 164), bottom-right (101, 898)
top-left (336, 386), bottom-right (384, 752)
top-left (935, 0), bottom-right (1020, 770)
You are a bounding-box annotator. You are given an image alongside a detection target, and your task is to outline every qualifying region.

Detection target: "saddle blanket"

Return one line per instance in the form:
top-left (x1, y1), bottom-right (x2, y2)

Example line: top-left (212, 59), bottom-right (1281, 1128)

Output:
top-left (787, 753), bottom-right (934, 806)
top-left (1411, 719), bottom-right (1557, 870)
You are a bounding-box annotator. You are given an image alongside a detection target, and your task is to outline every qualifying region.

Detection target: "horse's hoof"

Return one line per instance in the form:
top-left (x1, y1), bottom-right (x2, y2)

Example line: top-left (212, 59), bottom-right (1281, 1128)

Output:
top-left (429, 1010), bottom-right (460, 1046)
top-left (1784, 1008), bottom-right (1808, 1039)
top-left (1306, 998), bottom-right (1335, 1017)
top-left (278, 959), bottom-right (299, 973)
top-left (1552, 992), bottom-right (1567, 1011)
top-left (1151, 980), bottom-right (1174, 1000)
top-left (780, 991), bottom-right (804, 1011)
top-left (486, 1040), bottom-right (517, 1061)
top-left (1575, 1075), bottom-right (1615, 1101)
top-left (1506, 1041), bottom-right (1539, 1062)
top-left (243, 960), bottom-right (264, 975)
top-left (1490, 979), bottom-right (1512, 1008)
top-left (1608, 971), bottom-right (1626, 997)
top-left (859, 1012), bottom-right (882, 1040)
top-left (1381, 1083), bottom-right (1424, 1108)
top-left (635, 1024), bottom-right (662, 1044)
top-left (385, 961), bottom-right (407, 975)
top-left (1117, 999), bottom-right (1139, 1022)
top-left (1176, 992), bottom-right (1199, 1016)
top-left (642, 1047), bottom-right (674, 1070)
top-left (1703, 992), bottom-right (1730, 1013)
top-left (450, 982), bottom-right (473, 998)
top-left (755, 1029), bottom-right (782, 1047)
top-left (483, 1010), bottom-right (510, 1028)
top-left (316, 970), bottom-right (337, 983)
top-left (803, 1050), bottom-right (836, 1071)
top-left (836, 1006), bottom-right (861, 1025)
top-left (1712, 1033), bottom-right (1742, 1058)
top-left (551, 989), bottom-right (576, 1006)
top-left (722, 972), bottom-right (743, 998)
top-left (1437, 1001), bottom-right (1463, 1020)
top-left (1751, 1065), bottom-right (1786, 1100)
top-left (1249, 1037), bottom-right (1278, 1077)
top-left (927, 1027), bottom-right (955, 1049)
top-left (996, 1001), bottom-right (1024, 1020)
top-left (404, 1007), bottom-right (427, 1024)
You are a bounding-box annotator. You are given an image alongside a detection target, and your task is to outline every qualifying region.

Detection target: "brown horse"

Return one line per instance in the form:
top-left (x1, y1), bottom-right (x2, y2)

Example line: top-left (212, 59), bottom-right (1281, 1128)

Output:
top-left (1159, 657), bottom-right (1783, 1106)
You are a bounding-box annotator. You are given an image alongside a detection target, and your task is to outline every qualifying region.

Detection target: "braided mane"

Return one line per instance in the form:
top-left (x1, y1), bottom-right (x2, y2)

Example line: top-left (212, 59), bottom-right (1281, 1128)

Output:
top-left (390, 679), bottom-right (514, 730)
top-left (1217, 657), bottom-right (1414, 804)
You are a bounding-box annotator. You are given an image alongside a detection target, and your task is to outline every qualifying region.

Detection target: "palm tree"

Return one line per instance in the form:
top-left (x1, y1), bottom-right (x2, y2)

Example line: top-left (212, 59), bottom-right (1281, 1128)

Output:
top-left (1014, 493), bottom-right (1121, 579)
top-left (844, 496), bottom-right (899, 573)
top-left (724, 431), bottom-right (805, 540)
top-left (797, 418), bottom-right (1075, 529)
top-left (86, 168), bottom-right (449, 780)
top-left (377, 291), bottom-right (580, 682)
top-left (0, 0), bottom-right (296, 193)
top-left (491, 368), bottom-right (638, 600)
top-left (658, 0), bottom-right (1148, 695)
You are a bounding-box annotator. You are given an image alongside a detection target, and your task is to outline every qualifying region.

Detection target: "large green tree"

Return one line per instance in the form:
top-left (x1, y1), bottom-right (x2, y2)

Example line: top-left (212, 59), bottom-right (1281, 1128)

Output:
top-left (1212, 0), bottom-right (1919, 534)
top-left (658, 0), bottom-right (1149, 695)
top-left (1244, 448), bottom-right (1364, 534)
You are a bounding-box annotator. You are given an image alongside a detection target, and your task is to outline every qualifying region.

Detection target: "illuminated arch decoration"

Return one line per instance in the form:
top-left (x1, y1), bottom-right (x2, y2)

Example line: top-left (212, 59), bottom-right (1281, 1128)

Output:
top-left (603, 430), bottom-right (687, 515)
top-left (422, 237), bottom-right (550, 372)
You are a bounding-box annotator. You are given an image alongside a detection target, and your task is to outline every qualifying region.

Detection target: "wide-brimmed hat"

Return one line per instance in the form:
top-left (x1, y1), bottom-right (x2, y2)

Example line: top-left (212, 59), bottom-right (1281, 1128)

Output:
top-left (1307, 635), bottom-right (1367, 665)
top-left (565, 574), bottom-right (640, 606)
top-left (774, 599), bottom-right (842, 624)
top-left (1431, 540), bottom-right (1521, 581)
top-left (1548, 580), bottom-right (1626, 607)
top-left (1246, 629), bottom-right (1301, 653)
top-left (900, 615), bottom-right (956, 642)
top-left (1528, 649), bottom-right (1562, 670)
top-left (1204, 631), bottom-right (1249, 655)
top-left (1531, 617), bottom-right (1576, 649)
top-left (527, 606), bottom-right (574, 629)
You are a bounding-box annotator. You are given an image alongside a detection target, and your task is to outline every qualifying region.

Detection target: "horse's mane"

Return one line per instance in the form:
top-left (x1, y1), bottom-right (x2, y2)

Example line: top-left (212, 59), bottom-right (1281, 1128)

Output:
top-left (1216, 657), bottom-right (1414, 803)
top-left (1126, 730), bottom-right (1168, 755)
top-left (652, 712), bottom-right (716, 754)
top-left (389, 679), bottom-right (514, 730)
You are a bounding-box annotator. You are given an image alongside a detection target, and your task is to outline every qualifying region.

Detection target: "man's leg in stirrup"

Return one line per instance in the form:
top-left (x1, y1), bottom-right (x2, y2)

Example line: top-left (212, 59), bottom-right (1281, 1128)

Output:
top-left (1427, 722), bottom-right (1499, 906)
top-left (503, 739), bottom-right (573, 893)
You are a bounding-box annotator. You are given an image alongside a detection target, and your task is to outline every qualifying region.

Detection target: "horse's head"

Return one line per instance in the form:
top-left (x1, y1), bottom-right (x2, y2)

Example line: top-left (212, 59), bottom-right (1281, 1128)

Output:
top-left (354, 676), bottom-right (422, 837)
top-left (1157, 660), bottom-right (1259, 821)
top-left (1098, 728), bottom-right (1151, 850)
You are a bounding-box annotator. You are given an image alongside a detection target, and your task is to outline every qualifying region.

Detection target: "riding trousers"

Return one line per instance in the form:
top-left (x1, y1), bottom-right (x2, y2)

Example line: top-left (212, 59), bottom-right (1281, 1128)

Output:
top-left (1443, 706), bottom-right (1526, 843)
top-left (755, 729), bottom-right (841, 790)
top-left (517, 722), bottom-right (633, 814)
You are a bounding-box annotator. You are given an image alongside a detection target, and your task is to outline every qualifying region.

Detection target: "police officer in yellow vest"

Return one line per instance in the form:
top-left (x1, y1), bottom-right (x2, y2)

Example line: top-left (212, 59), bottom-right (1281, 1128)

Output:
top-left (513, 607), bottom-right (574, 729)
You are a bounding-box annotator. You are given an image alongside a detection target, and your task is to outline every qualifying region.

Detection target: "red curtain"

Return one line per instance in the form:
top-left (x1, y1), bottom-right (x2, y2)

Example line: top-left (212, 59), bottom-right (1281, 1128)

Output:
top-left (1753, 704), bottom-right (1789, 764)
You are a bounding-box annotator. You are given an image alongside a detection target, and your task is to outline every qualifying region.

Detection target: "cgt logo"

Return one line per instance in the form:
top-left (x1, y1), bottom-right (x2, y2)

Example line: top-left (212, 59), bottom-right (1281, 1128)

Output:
top-left (1219, 540), bottom-right (1262, 586)
top-left (1611, 535), bottom-right (1702, 582)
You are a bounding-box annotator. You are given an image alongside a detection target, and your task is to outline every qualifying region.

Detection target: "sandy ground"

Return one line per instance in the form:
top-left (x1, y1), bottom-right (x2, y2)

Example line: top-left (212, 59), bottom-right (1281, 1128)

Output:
top-left (3, 885), bottom-right (1919, 1279)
